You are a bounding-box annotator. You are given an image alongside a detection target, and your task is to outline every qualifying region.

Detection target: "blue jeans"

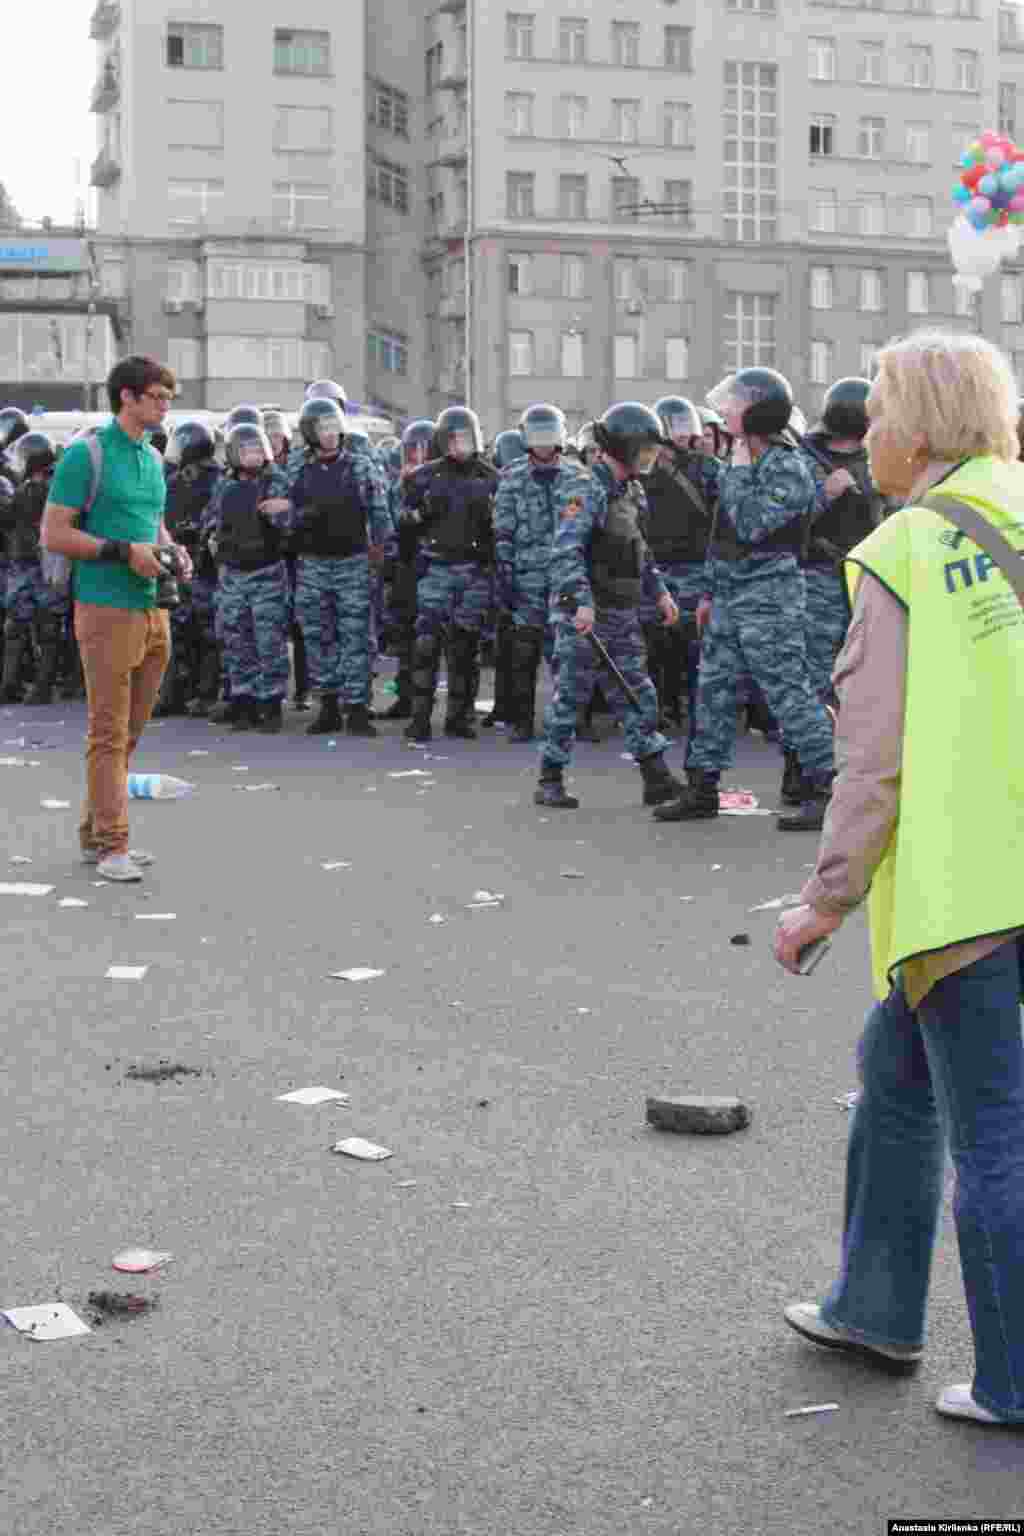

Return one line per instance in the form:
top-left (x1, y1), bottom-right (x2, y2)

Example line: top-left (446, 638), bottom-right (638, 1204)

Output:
top-left (820, 939), bottom-right (1024, 1420)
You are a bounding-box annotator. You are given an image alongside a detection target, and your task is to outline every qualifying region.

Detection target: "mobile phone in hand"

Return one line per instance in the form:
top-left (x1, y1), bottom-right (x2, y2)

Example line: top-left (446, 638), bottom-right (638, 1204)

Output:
top-left (797, 937), bottom-right (832, 975)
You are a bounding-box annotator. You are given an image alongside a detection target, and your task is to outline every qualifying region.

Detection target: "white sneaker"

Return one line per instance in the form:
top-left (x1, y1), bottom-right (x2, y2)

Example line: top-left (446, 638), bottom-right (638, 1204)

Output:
top-left (82, 848), bottom-right (154, 867)
top-left (784, 1303), bottom-right (923, 1368)
top-left (95, 853), bottom-right (143, 883)
top-left (935, 1384), bottom-right (1005, 1425)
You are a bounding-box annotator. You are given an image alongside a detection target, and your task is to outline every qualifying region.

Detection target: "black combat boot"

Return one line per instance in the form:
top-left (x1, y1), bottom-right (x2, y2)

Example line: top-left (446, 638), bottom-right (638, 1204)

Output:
top-left (1, 621), bottom-right (31, 703)
top-left (209, 694), bottom-right (246, 726)
top-left (508, 625), bottom-right (542, 744)
top-left (307, 692), bottom-right (343, 735)
top-left (637, 751), bottom-right (686, 807)
top-left (533, 762), bottom-right (579, 809)
top-left (291, 621), bottom-right (310, 709)
top-left (444, 627), bottom-right (479, 738)
top-left (255, 699), bottom-right (283, 734)
top-left (777, 773), bottom-right (835, 832)
top-left (404, 710), bottom-right (432, 743)
top-left (651, 768), bottom-right (720, 822)
top-left (346, 702), bottom-right (378, 737)
top-left (229, 697), bottom-right (257, 731)
top-left (780, 749), bottom-right (810, 807)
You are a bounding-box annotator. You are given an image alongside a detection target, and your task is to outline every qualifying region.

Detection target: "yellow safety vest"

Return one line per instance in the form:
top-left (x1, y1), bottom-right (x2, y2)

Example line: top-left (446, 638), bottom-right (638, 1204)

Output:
top-left (844, 455), bottom-right (1024, 1000)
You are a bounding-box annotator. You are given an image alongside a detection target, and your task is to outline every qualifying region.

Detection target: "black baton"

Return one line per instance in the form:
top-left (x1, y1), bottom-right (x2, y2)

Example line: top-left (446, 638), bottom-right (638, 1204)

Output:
top-left (558, 594), bottom-right (643, 713)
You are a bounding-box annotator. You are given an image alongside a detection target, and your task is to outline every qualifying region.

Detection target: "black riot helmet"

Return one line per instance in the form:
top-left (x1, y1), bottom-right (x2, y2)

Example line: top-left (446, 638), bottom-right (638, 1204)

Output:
top-left (299, 396), bottom-right (346, 451)
top-left (593, 401), bottom-right (666, 475)
top-left (821, 377), bottom-right (871, 440)
top-left (653, 396), bottom-right (702, 448)
top-left (707, 368), bottom-right (793, 437)
top-left (261, 407), bottom-right (291, 441)
top-left (225, 422), bottom-right (273, 473)
top-left (401, 418), bottom-right (436, 468)
top-left (304, 378), bottom-right (347, 408)
top-left (166, 418), bottom-right (217, 470)
top-left (520, 403), bottom-right (567, 455)
top-left (576, 421), bottom-right (598, 463)
top-left (0, 406), bottom-right (31, 454)
top-left (223, 404), bottom-right (263, 434)
top-left (10, 431), bottom-right (57, 479)
top-left (493, 429), bottom-right (528, 469)
top-left (435, 406), bottom-right (483, 460)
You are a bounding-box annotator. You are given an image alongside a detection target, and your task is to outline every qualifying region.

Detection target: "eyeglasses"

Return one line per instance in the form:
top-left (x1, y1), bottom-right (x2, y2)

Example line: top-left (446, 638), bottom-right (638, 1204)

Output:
top-left (141, 389), bottom-right (174, 405)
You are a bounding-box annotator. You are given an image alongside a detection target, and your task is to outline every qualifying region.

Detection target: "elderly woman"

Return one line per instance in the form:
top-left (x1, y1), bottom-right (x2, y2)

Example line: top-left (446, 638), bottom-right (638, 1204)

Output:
top-left (774, 331), bottom-right (1024, 1426)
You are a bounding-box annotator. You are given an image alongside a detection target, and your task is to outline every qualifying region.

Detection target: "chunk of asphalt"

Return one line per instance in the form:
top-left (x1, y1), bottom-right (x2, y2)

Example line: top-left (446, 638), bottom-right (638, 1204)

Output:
top-left (645, 1094), bottom-right (751, 1135)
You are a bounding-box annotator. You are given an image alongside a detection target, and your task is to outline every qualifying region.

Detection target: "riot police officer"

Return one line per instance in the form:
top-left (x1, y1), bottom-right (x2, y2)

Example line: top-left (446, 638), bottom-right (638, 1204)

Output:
top-left (0, 431), bottom-right (64, 704)
top-left (380, 419), bottom-right (435, 721)
top-left (158, 419), bottom-right (223, 718)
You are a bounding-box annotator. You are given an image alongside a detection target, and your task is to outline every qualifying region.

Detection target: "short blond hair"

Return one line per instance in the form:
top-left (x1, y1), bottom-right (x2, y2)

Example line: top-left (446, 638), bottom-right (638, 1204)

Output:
top-left (871, 330), bottom-right (1019, 463)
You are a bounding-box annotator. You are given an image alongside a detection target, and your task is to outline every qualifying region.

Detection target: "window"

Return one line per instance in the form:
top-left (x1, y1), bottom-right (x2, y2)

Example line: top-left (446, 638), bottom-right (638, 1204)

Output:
top-left (859, 195), bottom-right (885, 237)
top-left (722, 292), bottom-right (776, 369)
top-left (207, 336), bottom-right (312, 379)
top-left (810, 114), bottom-right (835, 157)
top-left (612, 22), bottom-right (640, 68)
top-left (859, 343), bottom-right (877, 377)
top-left (663, 180), bottom-right (693, 227)
top-left (723, 61), bottom-right (778, 244)
top-left (809, 340), bottom-right (832, 387)
top-left (166, 22), bottom-right (222, 70)
top-left (165, 260), bottom-right (201, 302)
top-left (559, 95), bottom-right (587, 139)
top-left (614, 334), bottom-right (639, 378)
top-left (506, 172), bottom-right (535, 218)
top-left (273, 29), bottom-right (330, 76)
top-left (368, 158), bottom-right (409, 213)
top-left (370, 82), bottom-right (409, 140)
top-left (559, 174), bottom-right (587, 219)
top-left (559, 19), bottom-right (587, 63)
top-left (506, 13), bottom-right (534, 60)
top-left (859, 269), bottom-right (884, 311)
top-left (1000, 4), bottom-right (1021, 44)
top-left (908, 198), bottom-right (933, 238)
top-left (907, 271), bottom-right (930, 315)
top-left (811, 190), bottom-right (837, 233)
top-left (955, 51), bottom-right (979, 92)
top-left (614, 258), bottom-right (637, 302)
top-left (561, 332), bottom-right (584, 377)
top-left (666, 260), bottom-right (690, 303)
top-left (664, 26), bottom-right (692, 71)
top-left (508, 253), bottom-right (531, 296)
top-left (612, 176), bottom-right (640, 220)
top-left (955, 0), bottom-right (978, 14)
top-left (665, 337), bottom-right (689, 381)
top-left (809, 37), bottom-right (836, 82)
top-left (273, 106), bottom-right (332, 153)
top-left (664, 103), bottom-right (694, 148)
top-left (810, 267), bottom-right (834, 309)
top-left (205, 262), bottom-right (328, 303)
top-left (508, 330), bottom-right (534, 375)
top-left (906, 46), bottom-right (933, 90)
top-left (367, 329), bottom-right (409, 376)
top-left (506, 92), bottom-right (534, 136)
top-left (907, 0), bottom-right (933, 11)
top-left (859, 43), bottom-right (883, 86)
top-left (726, 0), bottom-right (776, 9)
top-left (613, 100), bottom-right (641, 144)
top-left (168, 178), bottom-right (224, 225)
top-left (1001, 273), bottom-right (1021, 323)
top-left (165, 99), bottom-right (223, 149)
top-left (425, 43), bottom-right (443, 94)
top-left (858, 117), bottom-right (884, 158)
top-left (999, 83), bottom-right (1017, 140)
top-left (906, 123), bottom-right (930, 164)
top-left (271, 182), bottom-right (331, 230)
top-left (561, 255), bottom-right (585, 299)
top-left (167, 338), bottom-right (200, 382)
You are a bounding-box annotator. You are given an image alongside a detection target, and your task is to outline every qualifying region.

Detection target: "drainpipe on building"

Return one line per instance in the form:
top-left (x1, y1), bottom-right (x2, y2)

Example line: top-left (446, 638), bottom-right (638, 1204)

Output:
top-left (462, 0), bottom-right (473, 410)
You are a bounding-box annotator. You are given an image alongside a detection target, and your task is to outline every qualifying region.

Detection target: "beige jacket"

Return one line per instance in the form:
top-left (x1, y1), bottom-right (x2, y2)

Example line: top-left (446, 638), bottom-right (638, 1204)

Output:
top-left (799, 461), bottom-right (1022, 1009)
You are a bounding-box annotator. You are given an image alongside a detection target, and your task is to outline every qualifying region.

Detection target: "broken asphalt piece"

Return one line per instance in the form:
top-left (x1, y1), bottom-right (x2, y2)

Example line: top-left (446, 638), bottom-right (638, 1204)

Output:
top-left (276, 1086), bottom-right (351, 1106)
top-left (40, 799), bottom-right (71, 809)
top-left (560, 869), bottom-right (585, 879)
top-left (784, 1403), bottom-right (840, 1419)
top-left (124, 1062), bottom-right (203, 1083)
top-left (646, 1095), bottom-right (751, 1136)
top-left (748, 894), bottom-right (802, 913)
top-left (106, 965), bottom-right (148, 980)
top-left (0, 882), bottom-right (55, 897)
top-left (2, 1303), bottom-right (91, 1340)
top-left (112, 1249), bottom-right (173, 1274)
top-left (730, 933), bottom-right (751, 947)
top-left (87, 1290), bottom-right (157, 1318)
top-left (321, 861), bottom-right (352, 871)
top-left (328, 967), bottom-right (384, 982)
top-left (331, 1137), bottom-right (393, 1161)
top-left (234, 782), bottom-right (280, 792)
top-left (388, 769), bottom-right (433, 779)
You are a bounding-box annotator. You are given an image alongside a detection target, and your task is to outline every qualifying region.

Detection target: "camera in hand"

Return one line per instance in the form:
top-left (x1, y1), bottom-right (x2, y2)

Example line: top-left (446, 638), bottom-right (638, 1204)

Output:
top-left (153, 546), bottom-right (182, 610)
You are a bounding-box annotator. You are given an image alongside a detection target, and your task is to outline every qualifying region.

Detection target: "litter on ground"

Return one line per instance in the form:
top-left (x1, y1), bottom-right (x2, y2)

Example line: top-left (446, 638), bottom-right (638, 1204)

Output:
top-left (58, 898), bottom-right (89, 909)
top-left (784, 1403), bottom-right (840, 1419)
top-left (0, 883), bottom-right (54, 897)
top-left (3, 1303), bottom-right (91, 1340)
top-left (40, 800), bottom-right (70, 810)
top-left (388, 769), bottom-right (433, 779)
top-left (749, 894), bottom-right (803, 913)
top-left (276, 1086), bottom-right (351, 1105)
top-left (135, 913), bottom-right (177, 921)
top-left (112, 1249), bottom-right (173, 1274)
top-left (328, 967), bottom-right (385, 982)
top-left (321, 861), bottom-right (352, 871)
top-left (332, 1137), bottom-right (393, 1161)
top-left (106, 965), bottom-right (149, 980)
top-left (234, 783), bottom-right (280, 792)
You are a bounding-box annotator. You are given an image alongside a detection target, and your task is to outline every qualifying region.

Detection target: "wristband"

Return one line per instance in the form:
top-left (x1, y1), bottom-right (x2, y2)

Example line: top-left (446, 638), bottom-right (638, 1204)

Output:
top-left (99, 539), bottom-right (131, 564)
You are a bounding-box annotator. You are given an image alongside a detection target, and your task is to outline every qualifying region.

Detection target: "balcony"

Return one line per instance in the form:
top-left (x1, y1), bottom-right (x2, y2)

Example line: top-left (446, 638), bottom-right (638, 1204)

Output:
top-left (437, 60), bottom-right (467, 90)
top-left (90, 148), bottom-right (122, 188)
top-left (89, 0), bottom-right (121, 39)
top-left (439, 292), bottom-right (466, 319)
top-left (436, 0), bottom-right (466, 12)
top-left (433, 138), bottom-right (467, 169)
top-left (90, 62), bottom-right (120, 114)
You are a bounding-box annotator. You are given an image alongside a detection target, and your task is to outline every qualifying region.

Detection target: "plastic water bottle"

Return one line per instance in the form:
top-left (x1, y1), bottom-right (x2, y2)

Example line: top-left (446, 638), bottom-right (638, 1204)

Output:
top-left (127, 773), bottom-right (196, 801)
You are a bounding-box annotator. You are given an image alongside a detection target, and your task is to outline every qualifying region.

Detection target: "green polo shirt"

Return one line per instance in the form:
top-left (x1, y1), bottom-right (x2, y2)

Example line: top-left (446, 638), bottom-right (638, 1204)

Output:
top-left (48, 420), bottom-right (166, 610)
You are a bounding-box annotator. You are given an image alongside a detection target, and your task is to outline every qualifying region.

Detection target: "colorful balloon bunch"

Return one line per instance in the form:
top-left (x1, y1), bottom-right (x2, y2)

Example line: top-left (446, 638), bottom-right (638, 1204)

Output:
top-left (949, 130), bottom-right (1023, 290)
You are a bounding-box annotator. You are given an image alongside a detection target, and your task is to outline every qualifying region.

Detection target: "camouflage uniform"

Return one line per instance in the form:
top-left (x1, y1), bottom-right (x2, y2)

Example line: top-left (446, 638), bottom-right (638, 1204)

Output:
top-left (540, 459), bottom-right (669, 771)
top-left (205, 467), bottom-right (292, 705)
top-left (690, 444), bottom-right (834, 782)
top-left (0, 477), bottom-right (68, 701)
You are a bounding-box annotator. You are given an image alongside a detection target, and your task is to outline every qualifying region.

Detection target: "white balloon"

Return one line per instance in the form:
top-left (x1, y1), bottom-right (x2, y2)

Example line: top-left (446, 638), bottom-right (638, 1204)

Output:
top-left (947, 213), bottom-right (1020, 289)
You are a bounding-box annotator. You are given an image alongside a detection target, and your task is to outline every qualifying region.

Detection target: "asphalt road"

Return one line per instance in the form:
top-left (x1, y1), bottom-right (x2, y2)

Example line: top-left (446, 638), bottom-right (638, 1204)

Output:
top-left (2, 674), bottom-right (1021, 1536)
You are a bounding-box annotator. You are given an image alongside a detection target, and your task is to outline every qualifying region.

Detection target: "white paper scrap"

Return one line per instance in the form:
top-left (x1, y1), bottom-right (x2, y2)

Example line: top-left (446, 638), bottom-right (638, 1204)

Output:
top-left (388, 769), bottom-right (433, 779)
top-left (58, 898), bottom-right (89, 909)
top-left (721, 807), bottom-right (774, 817)
top-left (0, 757), bottom-right (29, 767)
top-left (276, 1086), bottom-right (351, 1106)
top-left (187, 750), bottom-right (210, 757)
top-left (231, 765), bottom-right (249, 772)
top-left (135, 913), bottom-right (177, 921)
top-left (833, 1092), bottom-right (861, 1110)
top-left (112, 1249), bottom-right (173, 1274)
top-left (3, 1303), bottom-right (91, 1340)
top-left (428, 913), bottom-right (446, 925)
top-left (0, 882), bottom-right (55, 897)
top-left (395, 1180), bottom-right (418, 1189)
top-left (328, 968), bottom-right (384, 982)
top-left (749, 895), bottom-right (803, 913)
top-left (466, 901), bottom-right (502, 910)
top-left (9, 856), bottom-right (32, 864)
top-left (784, 1403), bottom-right (840, 1419)
top-left (40, 799), bottom-right (70, 810)
top-left (106, 965), bottom-right (148, 980)
top-left (321, 861), bottom-right (352, 871)
top-left (450, 1201), bottom-right (472, 1210)
top-left (472, 890), bottom-right (502, 903)
top-left (332, 1137), bottom-right (393, 1161)
top-left (235, 783), bottom-right (280, 792)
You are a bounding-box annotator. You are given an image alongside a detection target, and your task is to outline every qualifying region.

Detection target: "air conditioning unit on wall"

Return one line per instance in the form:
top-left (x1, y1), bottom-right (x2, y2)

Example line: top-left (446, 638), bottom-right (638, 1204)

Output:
top-left (163, 298), bottom-right (183, 314)
top-left (314, 302), bottom-right (335, 319)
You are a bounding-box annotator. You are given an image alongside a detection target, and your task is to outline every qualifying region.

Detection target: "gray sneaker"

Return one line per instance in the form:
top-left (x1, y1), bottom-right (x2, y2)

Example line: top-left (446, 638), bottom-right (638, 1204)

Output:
top-left (82, 848), bottom-right (154, 867)
top-left (95, 853), bottom-right (144, 883)
top-left (784, 1303), bottom-right (922, 1369)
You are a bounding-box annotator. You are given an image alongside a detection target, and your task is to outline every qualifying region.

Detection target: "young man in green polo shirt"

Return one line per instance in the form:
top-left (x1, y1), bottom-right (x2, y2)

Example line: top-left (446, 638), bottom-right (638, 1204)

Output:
top-left (41, 355), bottom-right (193, 882)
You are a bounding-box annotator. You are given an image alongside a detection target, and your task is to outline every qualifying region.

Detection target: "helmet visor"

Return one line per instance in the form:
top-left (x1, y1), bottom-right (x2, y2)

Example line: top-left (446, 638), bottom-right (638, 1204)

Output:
top-left (662, 412), bottom-right (695, 445)
top-left (523, 422), bottom-right (562, 450)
